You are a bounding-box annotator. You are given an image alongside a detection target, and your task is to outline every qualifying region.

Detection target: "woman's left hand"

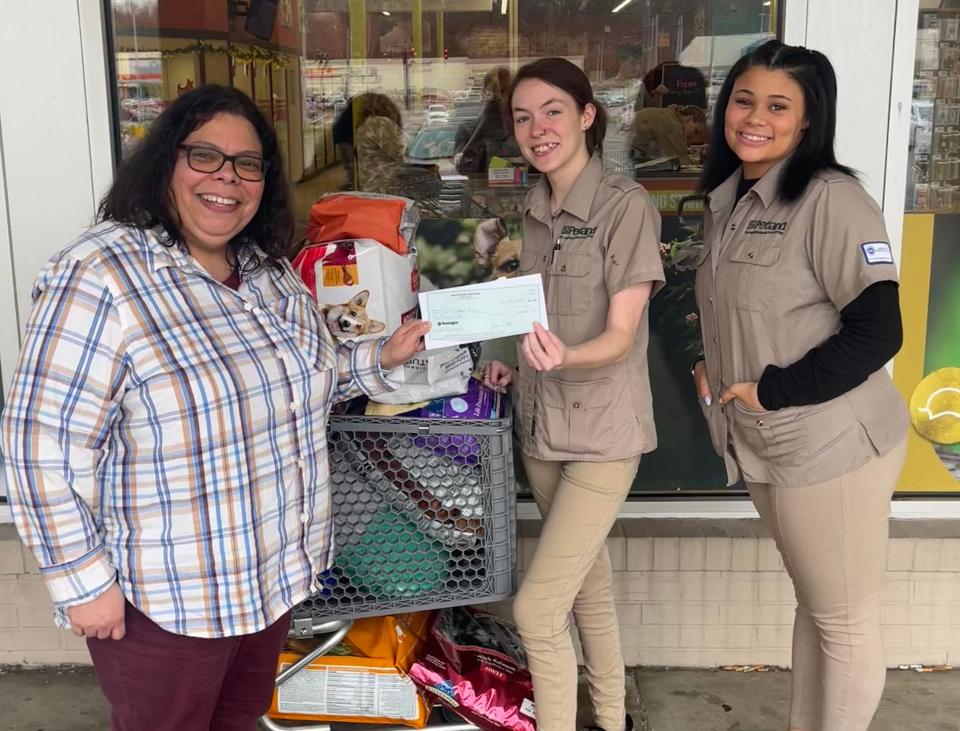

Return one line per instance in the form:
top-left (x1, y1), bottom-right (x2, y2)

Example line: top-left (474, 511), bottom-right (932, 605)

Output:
top-left (381, 319), bottom-right (431, 371)
top-left (720, 381), bottom-right (764, 411)
top-left (520, 322), bottom-right (568, 372)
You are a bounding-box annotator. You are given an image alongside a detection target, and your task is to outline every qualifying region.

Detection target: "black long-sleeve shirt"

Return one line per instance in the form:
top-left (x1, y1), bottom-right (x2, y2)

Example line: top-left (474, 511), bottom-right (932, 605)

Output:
top-left (756, 280), bottom-right (902, 409)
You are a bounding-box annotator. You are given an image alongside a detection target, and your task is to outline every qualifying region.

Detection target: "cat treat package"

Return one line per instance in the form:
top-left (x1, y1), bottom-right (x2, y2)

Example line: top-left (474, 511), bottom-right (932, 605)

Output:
top-left (306, 191), bottom-right (419, 256)
top-left (409, 607), bottom-right (536, 731)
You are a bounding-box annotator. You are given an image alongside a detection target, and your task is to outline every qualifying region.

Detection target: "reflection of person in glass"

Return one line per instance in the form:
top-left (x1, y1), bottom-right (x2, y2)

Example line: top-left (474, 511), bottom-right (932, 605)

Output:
top-left (332, 96), bottom-right (356, 189)
top-left (631, 104), bottom-right (707, 167)
top-left (693, 41), bottom-right (908, 731)
top-left (642, 61), bottom-right (707, 109)
top-left (455, 66), bottom-right (517, 174)
top-left (484, 58), bottom-right (664, 731)
top-left (354, 92), bottom-right (405, 193)
top-left (0, 84), bottom-right (429, 730)
top-left (596, 41), bottom-right (645, 104)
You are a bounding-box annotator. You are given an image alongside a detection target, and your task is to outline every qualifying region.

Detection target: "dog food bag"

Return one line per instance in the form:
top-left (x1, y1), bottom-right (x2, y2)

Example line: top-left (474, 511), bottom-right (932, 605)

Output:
top-left (409, 607), bottom-right (537, 731)
top-left (293, 238), bottom-right (419, 343)
top-left (306, 192), bottom-right (419, 256)
top-left (268, 654), bottom-right (431, 727)
top-left (268, 612), bottom-right (432, 727)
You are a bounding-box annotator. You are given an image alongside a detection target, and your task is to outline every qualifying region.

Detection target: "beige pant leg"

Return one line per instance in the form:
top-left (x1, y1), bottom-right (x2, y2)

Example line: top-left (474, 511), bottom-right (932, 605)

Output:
top-left (749, 483), bottom-right (823, 730)
top-left (748, 439), bottom-right (906, 731)
top-left (515, 454), bottom-right (640, 731)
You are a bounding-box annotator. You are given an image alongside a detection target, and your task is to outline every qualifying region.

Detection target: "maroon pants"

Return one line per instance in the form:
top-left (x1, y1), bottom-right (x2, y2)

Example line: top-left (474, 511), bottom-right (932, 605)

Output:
top-left (86, 602), bottom-right (291, 731)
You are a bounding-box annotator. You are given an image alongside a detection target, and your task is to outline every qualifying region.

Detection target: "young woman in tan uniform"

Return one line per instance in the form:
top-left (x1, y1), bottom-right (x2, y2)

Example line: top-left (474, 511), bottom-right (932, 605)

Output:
top-left (692, 41), bottom-right (909, 731)
top-left (484, 58), bottom-right (664, 731)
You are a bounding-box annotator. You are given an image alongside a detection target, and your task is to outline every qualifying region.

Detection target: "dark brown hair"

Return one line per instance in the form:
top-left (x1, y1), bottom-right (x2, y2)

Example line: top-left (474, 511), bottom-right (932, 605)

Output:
top-left (98, 84), bottom-right (293, 271)
top-left (483, 66), bottom-right (512, 102)
top-left (506, 57), bottom-right (608, 157)
top-left (355, 92), bottom-right (402, 128)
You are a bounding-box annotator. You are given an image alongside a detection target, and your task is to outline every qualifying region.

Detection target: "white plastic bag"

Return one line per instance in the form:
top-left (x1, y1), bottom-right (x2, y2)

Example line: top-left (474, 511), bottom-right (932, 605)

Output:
top-left (375, 347), bottom-right (473, 405)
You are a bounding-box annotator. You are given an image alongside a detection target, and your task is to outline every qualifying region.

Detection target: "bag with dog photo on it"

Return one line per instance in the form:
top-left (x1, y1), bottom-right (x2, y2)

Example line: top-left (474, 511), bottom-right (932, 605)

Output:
top-left (293, 238), bottom-right (417, 343)
top-left (292, 234), bottom-right (472, 405)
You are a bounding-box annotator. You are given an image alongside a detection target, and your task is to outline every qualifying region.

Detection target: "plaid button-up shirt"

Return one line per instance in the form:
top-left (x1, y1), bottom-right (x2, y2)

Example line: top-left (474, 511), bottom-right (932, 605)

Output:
top-left (2, 222), bottom-right (393, 637)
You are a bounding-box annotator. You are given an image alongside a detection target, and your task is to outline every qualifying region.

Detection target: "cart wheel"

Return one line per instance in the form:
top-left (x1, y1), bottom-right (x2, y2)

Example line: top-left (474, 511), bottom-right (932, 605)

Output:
top-left (437, 705), bottom-right (467, 724)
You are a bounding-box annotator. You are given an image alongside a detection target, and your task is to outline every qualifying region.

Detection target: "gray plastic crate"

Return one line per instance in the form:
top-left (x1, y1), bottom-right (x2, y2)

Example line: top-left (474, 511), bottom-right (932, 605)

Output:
top-left (294, 408), bottom-right (517, 622)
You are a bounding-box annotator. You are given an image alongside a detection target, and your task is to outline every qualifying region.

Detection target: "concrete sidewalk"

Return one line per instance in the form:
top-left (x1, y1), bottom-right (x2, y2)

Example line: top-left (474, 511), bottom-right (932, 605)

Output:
top-left (636, 668), bottom-right (960, 730)
top-left (2, 665), bottom-right (959, 730)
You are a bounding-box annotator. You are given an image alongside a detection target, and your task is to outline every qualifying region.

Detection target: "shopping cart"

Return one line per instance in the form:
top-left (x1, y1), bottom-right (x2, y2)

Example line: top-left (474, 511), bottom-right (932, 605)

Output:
top-left (261, 406), bottom-right (517, 730)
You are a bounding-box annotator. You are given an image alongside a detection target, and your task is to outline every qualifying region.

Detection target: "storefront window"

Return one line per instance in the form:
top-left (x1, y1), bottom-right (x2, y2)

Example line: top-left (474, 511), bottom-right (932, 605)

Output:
top-left (895, 5), bottom-right (960, 492)
top-left (105, 0), bottom-right (782, 495)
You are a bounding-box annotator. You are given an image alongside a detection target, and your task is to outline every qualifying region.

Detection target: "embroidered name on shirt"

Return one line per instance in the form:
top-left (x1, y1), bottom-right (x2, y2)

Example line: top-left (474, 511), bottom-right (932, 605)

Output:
top-left (861, 241), bottom-right (894, 265)
top-left (745, 219), bottom-right (788, 234)
top-left (560, 225), bottom-right (598, 239)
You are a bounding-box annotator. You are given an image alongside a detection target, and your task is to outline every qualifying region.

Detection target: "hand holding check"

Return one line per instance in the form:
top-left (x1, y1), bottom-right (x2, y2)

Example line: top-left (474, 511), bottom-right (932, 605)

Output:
top-left (521, 322), bottom-right (567, 371)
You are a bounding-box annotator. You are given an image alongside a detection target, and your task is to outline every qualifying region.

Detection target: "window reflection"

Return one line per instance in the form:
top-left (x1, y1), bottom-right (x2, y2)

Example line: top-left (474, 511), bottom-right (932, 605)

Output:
top-left (105, 0), bottom-right (780, 494)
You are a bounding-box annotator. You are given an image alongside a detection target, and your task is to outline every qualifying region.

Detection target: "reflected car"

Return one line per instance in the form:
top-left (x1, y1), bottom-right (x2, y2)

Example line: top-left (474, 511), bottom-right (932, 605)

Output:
top-left (450, 101), bottom-right (483, 125)
top-left (120, 96), bottom-right (164, 122)
top-left (406, 124), bottom-right (458, 164)
top-left (596, 90), bottom-right (627, 108)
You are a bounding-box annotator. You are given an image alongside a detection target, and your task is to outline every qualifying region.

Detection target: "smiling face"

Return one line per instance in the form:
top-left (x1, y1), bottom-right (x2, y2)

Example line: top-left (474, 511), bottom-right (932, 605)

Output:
top-left (724, 66), bottom-right (808, 179)
top-left (170, 112), bottom-right (265, 267)
top-left (510, 78), bottom-right (596, 182)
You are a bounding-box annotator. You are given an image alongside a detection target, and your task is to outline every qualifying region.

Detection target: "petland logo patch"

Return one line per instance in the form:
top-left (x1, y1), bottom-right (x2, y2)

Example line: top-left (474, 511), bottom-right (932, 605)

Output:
top-left (744, 219), bottom-right (788, 235)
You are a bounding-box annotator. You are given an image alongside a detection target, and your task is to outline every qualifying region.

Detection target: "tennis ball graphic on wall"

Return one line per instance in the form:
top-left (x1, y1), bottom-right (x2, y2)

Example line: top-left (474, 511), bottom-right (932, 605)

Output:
top-left (910, 368), bottom-right (960, 445)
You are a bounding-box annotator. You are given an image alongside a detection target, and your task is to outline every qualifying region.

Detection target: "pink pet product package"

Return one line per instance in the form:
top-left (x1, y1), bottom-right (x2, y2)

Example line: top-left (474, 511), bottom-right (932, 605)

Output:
top-left (409, 607), bottom-right (536, 731)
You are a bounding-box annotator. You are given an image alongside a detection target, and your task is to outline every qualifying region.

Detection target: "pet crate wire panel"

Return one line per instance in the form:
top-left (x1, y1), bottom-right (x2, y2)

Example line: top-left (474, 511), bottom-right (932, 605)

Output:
top-left (294, 409), bottom-right (517, 622)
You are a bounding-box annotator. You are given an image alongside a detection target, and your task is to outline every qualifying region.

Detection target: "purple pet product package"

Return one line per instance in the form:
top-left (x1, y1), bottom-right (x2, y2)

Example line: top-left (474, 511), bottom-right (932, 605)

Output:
top-left (408, 378), bottom-right (504, 465)
top-left (412, 377), bottom-right (503, 420)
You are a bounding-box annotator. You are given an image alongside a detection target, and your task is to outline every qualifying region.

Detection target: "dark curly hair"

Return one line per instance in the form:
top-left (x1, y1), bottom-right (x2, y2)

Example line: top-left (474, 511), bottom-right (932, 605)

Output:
top-left (98, 84), bottom-right (293, 271)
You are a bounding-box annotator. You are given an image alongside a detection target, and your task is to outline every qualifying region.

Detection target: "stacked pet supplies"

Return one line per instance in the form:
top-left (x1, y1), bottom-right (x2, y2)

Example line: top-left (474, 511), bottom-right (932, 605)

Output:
top-left (268, 612), bottom-right (433, 727)
top-left (291, 194), bottom-right (515, 622)
top-left (292, 191), bottom-right (473, 404)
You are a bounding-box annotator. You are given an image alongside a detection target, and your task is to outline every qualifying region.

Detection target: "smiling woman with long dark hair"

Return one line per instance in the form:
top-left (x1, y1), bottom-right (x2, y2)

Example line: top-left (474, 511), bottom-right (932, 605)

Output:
top-left (692, 41), bottom-right (909, 731)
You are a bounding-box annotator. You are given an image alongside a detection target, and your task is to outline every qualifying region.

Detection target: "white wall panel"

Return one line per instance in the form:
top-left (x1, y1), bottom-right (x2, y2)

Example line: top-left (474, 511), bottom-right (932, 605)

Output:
top-left (800, 0), bottom-right (898, 206)
top-left (0, 1), bottom-right (113, 347)
top-left (0, 0), bottom-right (113, 513)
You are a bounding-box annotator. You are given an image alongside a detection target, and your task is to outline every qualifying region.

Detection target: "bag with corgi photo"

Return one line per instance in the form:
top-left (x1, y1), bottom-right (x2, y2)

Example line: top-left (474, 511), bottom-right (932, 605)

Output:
top-left (293, 194), bottom-right (473, 405)
top-left (293, 238), bottom-right (417, 343)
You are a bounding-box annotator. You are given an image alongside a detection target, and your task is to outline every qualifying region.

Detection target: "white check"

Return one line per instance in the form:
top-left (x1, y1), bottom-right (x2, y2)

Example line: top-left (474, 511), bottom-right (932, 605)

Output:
top-left (419, 274), bottom-right (548, 349)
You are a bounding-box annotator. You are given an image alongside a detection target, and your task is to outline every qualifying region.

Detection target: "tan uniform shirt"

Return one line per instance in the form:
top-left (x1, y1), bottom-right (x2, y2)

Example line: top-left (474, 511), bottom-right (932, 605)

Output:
top-left (695, 159), bottom-right (909, 487)
top-left (515, 156), bottom-right (665, 462)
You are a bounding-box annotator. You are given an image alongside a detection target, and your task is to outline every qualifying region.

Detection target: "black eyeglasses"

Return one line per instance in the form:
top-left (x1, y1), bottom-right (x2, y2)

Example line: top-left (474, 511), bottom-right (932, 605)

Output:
top-left (177, 144), bottom-right (268, 182)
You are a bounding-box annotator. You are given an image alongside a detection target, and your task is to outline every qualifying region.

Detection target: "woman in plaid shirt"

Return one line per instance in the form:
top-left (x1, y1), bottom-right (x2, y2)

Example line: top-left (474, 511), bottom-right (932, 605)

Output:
top-left (1, 84), bottom-right (428, 730)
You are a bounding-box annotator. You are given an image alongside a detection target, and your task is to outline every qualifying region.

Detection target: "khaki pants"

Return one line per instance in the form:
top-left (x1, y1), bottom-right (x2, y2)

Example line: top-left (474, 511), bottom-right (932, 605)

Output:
top-left (747, 439), bottom-right (907, 731)
top-left (514, 454), bottom-right (640, 731)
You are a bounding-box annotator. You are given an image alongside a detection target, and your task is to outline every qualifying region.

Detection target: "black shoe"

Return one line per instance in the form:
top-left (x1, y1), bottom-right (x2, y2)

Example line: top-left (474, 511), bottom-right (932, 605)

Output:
top-left (582, 713), bottom-right (635, 731)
